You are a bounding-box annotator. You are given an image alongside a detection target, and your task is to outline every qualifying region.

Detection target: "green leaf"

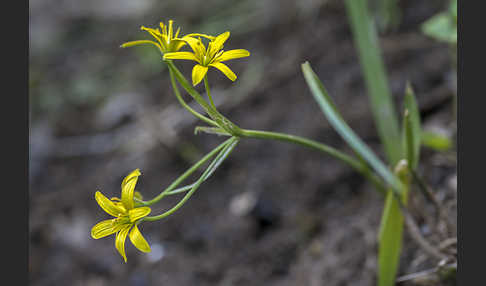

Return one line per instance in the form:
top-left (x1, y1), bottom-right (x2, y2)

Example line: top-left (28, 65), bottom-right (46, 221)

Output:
top-left (344, 0), bottom-right (402, 165)
top-left (378, 191), bottom-right (405, 286)
top-left (421, 130), bottom-right (452, 151)
top-left (301, 62), bottom-right (403, 194)
top-left (402, 83), bottom-right (422, 170)
top-left (421, 12), bottom-right (457, 44)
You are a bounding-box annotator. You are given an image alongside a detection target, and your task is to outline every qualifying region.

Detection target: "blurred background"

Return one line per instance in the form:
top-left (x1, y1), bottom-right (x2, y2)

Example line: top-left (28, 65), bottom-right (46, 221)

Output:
top-left (29, 0), bottom-right (456, 285)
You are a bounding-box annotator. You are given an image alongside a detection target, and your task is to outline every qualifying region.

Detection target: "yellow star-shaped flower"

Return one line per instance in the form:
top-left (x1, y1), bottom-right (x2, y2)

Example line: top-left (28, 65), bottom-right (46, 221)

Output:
top-left (91, 169), bottom-right (151, 263)
top-left (163, 31), bottom-right (250, 86)
top-left (121, 20), bottom-right (214, 54)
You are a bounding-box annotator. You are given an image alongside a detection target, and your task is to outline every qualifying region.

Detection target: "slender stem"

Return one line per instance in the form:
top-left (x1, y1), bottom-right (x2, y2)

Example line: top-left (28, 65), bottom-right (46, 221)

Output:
top-left (165, 137), bottom-right (239, 196)
top-left (144, 137), bottom-right (238, 221)
top-left (169, 68), bottom-right (218, 127)
top-left (239, 128), bottom-right (386, 194)
top-left (166, 60), bottom-right (243, 135)
top-left (204, 75), bottom-right (216, 110)
top-left (166, 60), bottom-right (216, 117)
top-left (194, 126), bottom-right (230, 136)
top-left (139, 137), bottom-right (234, 206)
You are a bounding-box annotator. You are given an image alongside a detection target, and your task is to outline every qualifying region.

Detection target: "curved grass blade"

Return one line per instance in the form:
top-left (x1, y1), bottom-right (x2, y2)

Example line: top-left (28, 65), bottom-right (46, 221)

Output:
top-left (301, 61), bottom-right (403, 194)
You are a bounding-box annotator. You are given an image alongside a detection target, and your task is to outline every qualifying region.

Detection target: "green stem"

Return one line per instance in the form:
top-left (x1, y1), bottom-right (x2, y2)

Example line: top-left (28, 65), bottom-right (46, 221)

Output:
top-left (144, 137), bottom-right (239, 221)
top-left (166, 60), bottom-right (217, 118)
top-left (204, 75), bottom-right (217, 111)
top-left (166, 60), bottom-right (243, 135)
top-left (169, 67), bottom-right (218, 127)
top-left (139, 137), bottom-right (234, 206)
top-left (239, 129), bottom-right (386, 194)
top-left (165, 137), bottom-right (239, 196)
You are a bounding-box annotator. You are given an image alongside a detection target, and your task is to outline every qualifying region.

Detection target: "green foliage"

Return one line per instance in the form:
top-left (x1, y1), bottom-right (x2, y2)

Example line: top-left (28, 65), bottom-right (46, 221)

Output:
top-left (402, 84), bottom-right (422, 170)
top-left (378, 191), bottom-right (405, 286)
top-left (301, 62), bottom-right (403, 195)
top-left (421, 0), bottom-right (457, 44)
top-left (344, 0), bottom-right (402, 166)
top-left (421, 130), bottom-right (453, 151)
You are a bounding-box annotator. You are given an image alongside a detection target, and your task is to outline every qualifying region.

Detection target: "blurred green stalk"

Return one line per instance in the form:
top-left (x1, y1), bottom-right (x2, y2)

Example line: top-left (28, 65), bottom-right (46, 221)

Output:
top-left (344, 0), bottom-right (402, 165)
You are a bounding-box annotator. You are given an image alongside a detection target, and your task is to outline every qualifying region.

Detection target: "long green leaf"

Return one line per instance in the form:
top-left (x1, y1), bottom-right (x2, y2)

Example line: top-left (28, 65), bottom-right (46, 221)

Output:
top-left (402, 83), bottom-right (422, 170)
top-left (301, 62), bottom-right (403, 194)
top-left (344, 0), bottom-right (402, 165)
top-left (378, 191), bottom-right (404, 286)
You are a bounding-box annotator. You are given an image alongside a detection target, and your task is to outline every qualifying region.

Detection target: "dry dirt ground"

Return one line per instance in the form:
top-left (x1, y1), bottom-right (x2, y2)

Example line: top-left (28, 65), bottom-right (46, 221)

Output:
top-left (29, 0), bottom-right (456, 285)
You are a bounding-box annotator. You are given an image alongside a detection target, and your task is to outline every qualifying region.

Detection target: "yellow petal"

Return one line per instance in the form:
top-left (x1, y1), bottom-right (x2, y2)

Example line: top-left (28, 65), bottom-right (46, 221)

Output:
top-left (141, 26), bottom-right (161, 36)
top-left (167, 39), bottom-right (187, 52)
top-left (185, 33), bottom-right (216, 41)
top-left (91, 219), bottom-right (117, 239)
top-left (161, 23), bottom-right (167, 36)
top-left (129, 225), bottom-right (151, 253)
top-left (128, 207), bottom-right (151, 223)
top-left (121, 169), bottom-right (141, 189)
top-left (115, 226), bottom-right (131, 263)
top-left (163, 51), bottom-right (198, 62)
top-left (141, 26), bottom-right (167, 51)
top-left (168, 20), bottom-right (174, 39)
top-left (95, 191), bottom-right (126, 217)
top-left (209, 31), bottom-right (230, 56)
top-left (121, 169), bottom-right (141, 210)
top-left (183, 37), bottom-right (206, 59)
top-left (215, 49), bottom-right (250, 62)
top-left (209, 62), bottom-right (236, 81)
top-left (192, 64), bottom-right (209, 86)
top-left (120, 40), bottom-right (162, 52)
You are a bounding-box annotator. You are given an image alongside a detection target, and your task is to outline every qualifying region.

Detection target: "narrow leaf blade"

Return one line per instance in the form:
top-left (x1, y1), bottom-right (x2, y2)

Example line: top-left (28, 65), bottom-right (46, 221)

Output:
top-left (301, 61), bottom-right (403, 194)
top-left (344, 0), bottom-right (402, 165)
top-left (378, 191), bottom-right (404, 286)
top-left (402, 83), bottom-right (422, 170)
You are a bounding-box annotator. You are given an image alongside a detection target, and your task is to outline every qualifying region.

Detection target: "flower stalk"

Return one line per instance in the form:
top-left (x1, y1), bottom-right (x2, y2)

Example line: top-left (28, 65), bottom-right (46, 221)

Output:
top-left (143, 136), bottom-right (239, 221)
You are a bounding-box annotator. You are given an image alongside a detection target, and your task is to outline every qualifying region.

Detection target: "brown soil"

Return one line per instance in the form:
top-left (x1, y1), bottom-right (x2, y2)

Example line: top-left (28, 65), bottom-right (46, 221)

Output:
top-left (29, 0), bottom-right (456, 285)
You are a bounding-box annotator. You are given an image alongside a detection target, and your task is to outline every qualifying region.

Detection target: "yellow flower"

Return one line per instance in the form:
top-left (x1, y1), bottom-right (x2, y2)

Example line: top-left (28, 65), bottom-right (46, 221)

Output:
top-left (91, 169), bottom-right (152, 263)
top-left (163, 31), bottom-right (250, 86)
top-left (121, 20), bottom-right (215, 53)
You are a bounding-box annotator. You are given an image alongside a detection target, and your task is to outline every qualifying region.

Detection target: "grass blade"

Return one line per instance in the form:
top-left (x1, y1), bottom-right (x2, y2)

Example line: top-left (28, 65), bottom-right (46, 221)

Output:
top-left (378, 191), bottom-right (405, 286)
top-left (402, 83), bottom-right (422, 170)
top-left (344, 0), bottom-right (402, 165)
top-left (301, 61), bottom-right (403, 194)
